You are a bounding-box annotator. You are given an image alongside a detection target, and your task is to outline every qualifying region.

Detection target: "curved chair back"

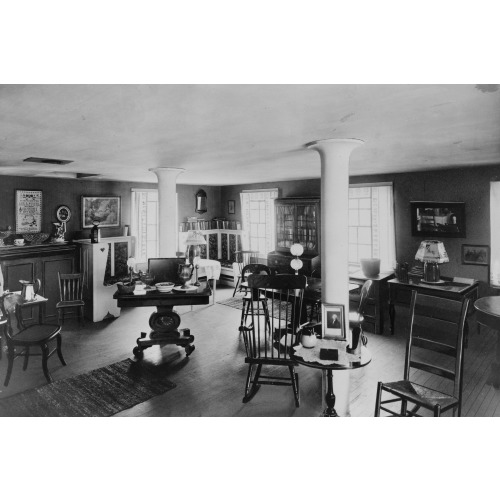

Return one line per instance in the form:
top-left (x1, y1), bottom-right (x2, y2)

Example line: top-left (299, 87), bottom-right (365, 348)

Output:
top-left (357, 279), bottom-right (374, 322)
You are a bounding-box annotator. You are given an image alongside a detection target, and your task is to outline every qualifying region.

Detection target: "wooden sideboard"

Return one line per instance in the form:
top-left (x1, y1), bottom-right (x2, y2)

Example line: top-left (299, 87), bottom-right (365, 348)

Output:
top-left (0, 243), bottom-right (78, 323)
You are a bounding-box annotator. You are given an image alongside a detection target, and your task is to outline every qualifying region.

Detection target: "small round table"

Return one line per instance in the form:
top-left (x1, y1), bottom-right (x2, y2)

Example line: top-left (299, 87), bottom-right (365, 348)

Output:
top-left (474, 296), bottom-right (500, 388)
top-left (291, 339), bottom-right (372, 416)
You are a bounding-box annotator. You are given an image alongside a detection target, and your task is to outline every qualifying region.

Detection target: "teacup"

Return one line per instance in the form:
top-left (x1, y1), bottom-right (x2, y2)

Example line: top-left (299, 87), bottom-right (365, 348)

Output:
top-left (14, 239), bottom-right (25, 246)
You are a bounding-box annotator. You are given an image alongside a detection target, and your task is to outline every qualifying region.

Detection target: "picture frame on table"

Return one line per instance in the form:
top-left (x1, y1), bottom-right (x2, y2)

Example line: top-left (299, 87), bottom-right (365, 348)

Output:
top-left (15, 189), bottom-right (42, 233)
top-left (81, 195), bottom-right (121, 228)
top-left (322, 303), bottom-right (346, 340)
top-left (228, 200), bottom-right (235, 214)
top-left (410, 201), bottom-right (466, 238)
top-left (462, 244), bottom-right (489, 266)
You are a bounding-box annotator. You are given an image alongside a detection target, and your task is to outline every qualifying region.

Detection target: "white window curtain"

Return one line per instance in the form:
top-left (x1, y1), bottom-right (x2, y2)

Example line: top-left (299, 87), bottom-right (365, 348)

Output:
top-left (130, 189), bottom-right (159, 264)
top-left (349, 182), bottom-right (396, 272)
top-left (490, 182), bottom-right (500, 287)
top-left (240, 188), bottom-right (279, 258)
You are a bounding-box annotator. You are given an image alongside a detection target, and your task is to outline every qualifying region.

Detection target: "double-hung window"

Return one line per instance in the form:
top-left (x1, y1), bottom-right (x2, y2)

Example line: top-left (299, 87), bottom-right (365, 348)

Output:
top-left (348, 182), bottom-right (396, 272)
top-left (240, 188), bottom-right (279, 258)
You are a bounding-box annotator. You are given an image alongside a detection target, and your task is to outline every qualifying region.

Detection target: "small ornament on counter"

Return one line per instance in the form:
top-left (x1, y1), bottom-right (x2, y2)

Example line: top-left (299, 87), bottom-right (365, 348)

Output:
top-left (395, 262), bottom-right (409, 283)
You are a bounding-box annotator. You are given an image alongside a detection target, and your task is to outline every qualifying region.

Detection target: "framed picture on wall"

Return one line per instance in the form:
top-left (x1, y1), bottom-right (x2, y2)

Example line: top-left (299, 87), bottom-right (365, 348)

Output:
top-left (228, 200), bottom-right (235, 214)
top-left (410, 201), bottom-right (466, 238)
top-left (462, 244), bottom-right (489, 266)
top-left (81, 196), bottom-right (121, 228)
top-left (15, 189), bottom-right (42, 233)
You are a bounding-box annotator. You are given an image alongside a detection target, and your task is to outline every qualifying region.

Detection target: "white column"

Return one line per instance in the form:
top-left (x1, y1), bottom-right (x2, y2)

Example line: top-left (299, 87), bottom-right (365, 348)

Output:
top-left (307, 138), bottom-right (364, 416)
top-left (150, 167), bottom-right (185, 257)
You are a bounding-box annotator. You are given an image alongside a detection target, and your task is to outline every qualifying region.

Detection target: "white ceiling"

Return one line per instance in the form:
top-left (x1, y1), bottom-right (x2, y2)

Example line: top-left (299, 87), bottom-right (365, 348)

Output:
top-left (1, 84), bottom-right (499, 185)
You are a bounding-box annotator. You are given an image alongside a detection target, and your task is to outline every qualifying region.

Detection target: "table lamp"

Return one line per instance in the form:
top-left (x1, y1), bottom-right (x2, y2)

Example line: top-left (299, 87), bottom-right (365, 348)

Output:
top-left (415, 240), bottom-right (449, 283)
top-left (290, 243), bottom-right (304, 275)
top-left (186, 230), bottom-right (206, 286)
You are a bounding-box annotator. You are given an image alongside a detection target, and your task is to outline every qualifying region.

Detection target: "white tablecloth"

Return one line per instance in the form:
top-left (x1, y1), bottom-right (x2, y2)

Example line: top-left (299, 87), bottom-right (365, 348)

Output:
top-left (196, 259), bottom-right (221, 304)
top-left (197, 259), bottom-right (221, 280)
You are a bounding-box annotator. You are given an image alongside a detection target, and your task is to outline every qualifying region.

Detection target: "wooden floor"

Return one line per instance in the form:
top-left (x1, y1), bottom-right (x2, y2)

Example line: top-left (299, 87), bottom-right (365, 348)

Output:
top-left (1, 284), bottom-right (499, 417)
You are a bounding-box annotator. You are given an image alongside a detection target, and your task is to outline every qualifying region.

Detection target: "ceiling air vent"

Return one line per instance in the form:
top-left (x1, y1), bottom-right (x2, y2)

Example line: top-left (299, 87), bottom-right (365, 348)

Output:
top-left (76, 173), bottom-right (100, 178)
top-left (24, 156), bottom-right (73, 165)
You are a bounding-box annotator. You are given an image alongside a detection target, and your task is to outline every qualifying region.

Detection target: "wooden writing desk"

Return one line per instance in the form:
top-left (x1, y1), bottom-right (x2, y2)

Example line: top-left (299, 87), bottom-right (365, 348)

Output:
top-left (388, 277), bottom-right (479, 335)
top-left (297, 271), bottom-right (393, 335)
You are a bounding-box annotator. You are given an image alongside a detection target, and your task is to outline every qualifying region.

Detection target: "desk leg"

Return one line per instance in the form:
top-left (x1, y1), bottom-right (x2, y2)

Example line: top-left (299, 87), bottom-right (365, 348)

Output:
top-left (389, 301), bottom-right (395, 336)
top-left (490, 334), bottom-right (500, 389)
top-left (323, 369), bottom-right (338, 417)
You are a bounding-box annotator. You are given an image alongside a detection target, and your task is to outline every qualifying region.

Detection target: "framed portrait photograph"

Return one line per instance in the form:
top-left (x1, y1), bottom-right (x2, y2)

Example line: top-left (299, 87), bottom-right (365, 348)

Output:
top-left (322, 303), bottom-right (346, 340)
top-left (462, 244), bottom-right (489, 266)
top-left (228, 199), bottom-right (235, 214)
top-left (16, 189), bottom-right (42, 233)
top-left (81, 196), bottom-right (121, 228)
top-left (410, 201), bottom-right (466, 238)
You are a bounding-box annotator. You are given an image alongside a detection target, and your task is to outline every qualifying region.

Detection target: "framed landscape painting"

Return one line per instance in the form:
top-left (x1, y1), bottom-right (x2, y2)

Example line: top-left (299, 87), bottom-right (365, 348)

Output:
top-left (462, 244), bottom-right (489, 266)
top-left (82, 196), bottom-right (121, 228)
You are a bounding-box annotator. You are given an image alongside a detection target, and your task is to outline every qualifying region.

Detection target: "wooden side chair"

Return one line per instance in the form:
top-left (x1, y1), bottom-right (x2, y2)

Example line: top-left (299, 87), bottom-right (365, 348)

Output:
top-left (239, 263), bottom-right (272, 333)
top-left (239, 273), bottom-right (307, 407)
top-left (232, 250), bottom-right (259, 296)
top-left (56, 272), bottom-right (85, 325)
top-left (0, 292), bottom-right (66, 386)
top-left (348, 279), bottom-right (373, 340)
top-left (374, 291), bottom-right (470, 417)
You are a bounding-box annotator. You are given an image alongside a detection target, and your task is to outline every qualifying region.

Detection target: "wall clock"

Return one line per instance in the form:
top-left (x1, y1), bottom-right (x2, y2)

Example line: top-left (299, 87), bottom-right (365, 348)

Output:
top-left (56, 205), bottom-right (72, 223)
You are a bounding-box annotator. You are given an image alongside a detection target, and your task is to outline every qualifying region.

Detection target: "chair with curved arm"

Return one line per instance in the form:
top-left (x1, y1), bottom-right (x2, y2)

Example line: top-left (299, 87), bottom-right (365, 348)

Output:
top-left (1, 292), bottom-right (66, 386)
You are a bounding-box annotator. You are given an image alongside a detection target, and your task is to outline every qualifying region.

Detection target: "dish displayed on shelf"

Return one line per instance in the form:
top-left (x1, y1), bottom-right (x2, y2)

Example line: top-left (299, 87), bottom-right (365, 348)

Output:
top-left (22, 232), bottom-right (50, 245)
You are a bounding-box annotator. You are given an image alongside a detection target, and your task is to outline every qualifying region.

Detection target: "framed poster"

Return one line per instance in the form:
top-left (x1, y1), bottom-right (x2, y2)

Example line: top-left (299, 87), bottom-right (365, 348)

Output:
top-left (16, 190), bottom-right (42, 233)
top-left (81, 196), bottom-right (121, 228)
top-left (322, 303), bottom-right (346, 340)
top-left (410, 201), bottom-right (466, 238)
top-left (228, 200), bottom-right (235, 214)
top-left (462, 244), bottom-right (489, 266)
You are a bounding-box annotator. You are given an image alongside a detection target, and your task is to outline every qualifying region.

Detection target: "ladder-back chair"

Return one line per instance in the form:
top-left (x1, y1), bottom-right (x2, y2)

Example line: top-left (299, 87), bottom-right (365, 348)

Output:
top-left (56, 272), bottom-right (85, 325)
top-left (239, 273), bottom-right (307, 407)
top-left (375, 291), bottom-right (470, 417)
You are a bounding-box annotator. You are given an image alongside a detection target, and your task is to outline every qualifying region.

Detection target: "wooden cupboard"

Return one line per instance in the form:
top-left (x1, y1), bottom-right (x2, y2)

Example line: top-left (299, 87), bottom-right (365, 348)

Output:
top-left (0, 243), bottom-right (78, 323)
top-left (268, 197), bottom-right (320, 276)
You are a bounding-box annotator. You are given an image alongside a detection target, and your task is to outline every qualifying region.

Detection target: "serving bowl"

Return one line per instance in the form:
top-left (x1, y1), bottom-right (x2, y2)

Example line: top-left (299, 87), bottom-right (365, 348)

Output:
top-left (117, 281), bottom-right (136, 294)
top-left (155, 282), bottom-right (174, 293)
top-left (22, 232), bottom-right (50, 245)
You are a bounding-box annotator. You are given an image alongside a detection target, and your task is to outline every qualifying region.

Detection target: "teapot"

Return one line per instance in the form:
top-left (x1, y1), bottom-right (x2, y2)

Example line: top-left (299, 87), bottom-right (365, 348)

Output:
top-left (20, 278), bottom-right (41, 301)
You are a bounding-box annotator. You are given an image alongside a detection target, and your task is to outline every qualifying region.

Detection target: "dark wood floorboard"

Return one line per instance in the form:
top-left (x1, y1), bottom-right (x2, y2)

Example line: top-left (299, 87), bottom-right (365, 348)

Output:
top-left (1, 287), bottom-right (499, 417)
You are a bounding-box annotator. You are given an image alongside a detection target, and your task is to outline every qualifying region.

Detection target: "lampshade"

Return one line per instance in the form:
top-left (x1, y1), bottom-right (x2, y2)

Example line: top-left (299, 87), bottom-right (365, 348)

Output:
top-left (185, 230), bottom-right (206, 246)
top-left (415, 240), bottom-right (449, 263)
top-left (290, 243), bottom-right (304, 257)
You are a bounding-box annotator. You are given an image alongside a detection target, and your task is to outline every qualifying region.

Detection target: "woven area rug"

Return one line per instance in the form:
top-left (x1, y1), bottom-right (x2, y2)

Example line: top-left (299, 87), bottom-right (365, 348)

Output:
top-left (217, 296), bottom-right (301, 320)
top-left (0, 359), bottom-right (176, 417)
